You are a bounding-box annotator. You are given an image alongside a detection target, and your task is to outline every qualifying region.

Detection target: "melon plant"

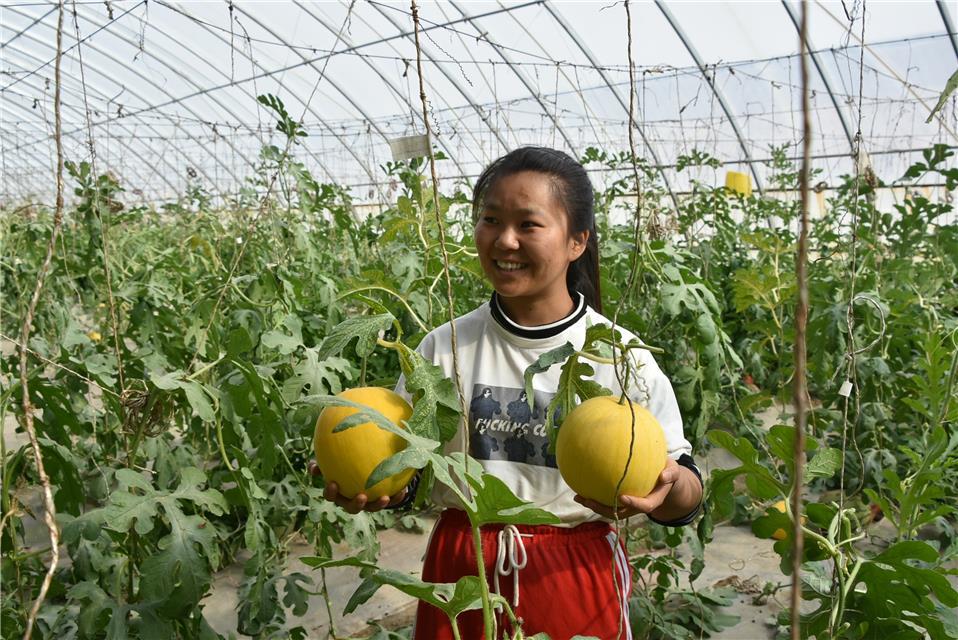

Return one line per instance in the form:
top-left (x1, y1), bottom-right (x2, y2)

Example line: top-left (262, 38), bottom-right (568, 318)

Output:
top-left (557, 395), bottom-right (667, 505)
top-left (313, 386), bottom-right (416, 500)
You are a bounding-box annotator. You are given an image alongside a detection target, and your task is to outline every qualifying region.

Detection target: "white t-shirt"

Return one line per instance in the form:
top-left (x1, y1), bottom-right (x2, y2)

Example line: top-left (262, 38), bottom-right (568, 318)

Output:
top-left (400, 293), bottom-right (693, 526)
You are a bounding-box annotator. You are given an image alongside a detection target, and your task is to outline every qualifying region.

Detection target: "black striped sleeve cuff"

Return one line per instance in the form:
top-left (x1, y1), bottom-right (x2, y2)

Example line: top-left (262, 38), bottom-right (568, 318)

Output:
top-left (647, 453), bottom-right (704, 527)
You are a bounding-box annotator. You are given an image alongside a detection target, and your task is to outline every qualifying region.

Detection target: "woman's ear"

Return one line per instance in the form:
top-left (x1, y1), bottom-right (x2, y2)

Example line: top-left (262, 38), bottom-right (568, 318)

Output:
top-left (569, 229), bottom-right (589, 261)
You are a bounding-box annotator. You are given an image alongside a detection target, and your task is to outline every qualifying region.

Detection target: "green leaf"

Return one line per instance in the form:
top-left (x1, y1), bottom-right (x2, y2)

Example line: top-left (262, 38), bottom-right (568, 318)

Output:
top-left (344, 577), bottom-right (382, 615)
top-left (138, 512), bottom-right (218, 616)
top-left (805, 447), bottom-right (842, 481)
top-left (68, 581), bottom-right (133, 639)
top-left (398, 344), bottom-right (461, 443)
top-left (227, 326), bottom-right (254, 356)
top-left (367, 448), bottom-right (434, 488)
top-left (311, 395), bottom-right (439, 451)
top-left (706, 430), bottom-right (786, 500)
top-left (926, 68), bottom-right (958, 123)
top-left (148, 369), bottom-right (217, 422)
top-left (522, 342), bottom-right (576, 411)
top-left (181, 380), bottom-right (216, 422)
top-left (368, 570), bottom-right (485, 620)
top-left (300, 555), bottom-right (377, 571)
top-left (71, 467), bottom-right (227, 616)
top-left (318, 313), bottom-right (394, 360)
top-left (468, 472), bottom-right (561, 526)
top-left (282, 572), bottom-right (314, 617)
top-left (261, 314), bottom-right (304, 355)
top-left (37, 437), bottom-right (84, 514)
top-left (282, 349), bottom-right (353, 402)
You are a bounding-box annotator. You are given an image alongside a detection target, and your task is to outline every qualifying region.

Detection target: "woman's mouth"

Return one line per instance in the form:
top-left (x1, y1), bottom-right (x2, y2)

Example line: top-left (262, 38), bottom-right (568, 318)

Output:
top-left (494, 260), bottom-right (528, 272)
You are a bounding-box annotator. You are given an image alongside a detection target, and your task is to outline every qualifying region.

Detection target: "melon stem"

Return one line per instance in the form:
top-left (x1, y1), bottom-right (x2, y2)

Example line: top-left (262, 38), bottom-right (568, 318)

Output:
top-left (575, 350), bottom-right (615, 366)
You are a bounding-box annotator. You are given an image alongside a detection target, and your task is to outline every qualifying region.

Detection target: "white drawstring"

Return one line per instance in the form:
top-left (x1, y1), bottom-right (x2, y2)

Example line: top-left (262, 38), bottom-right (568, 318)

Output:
top-left (493, 525), bottom-right (532, 610)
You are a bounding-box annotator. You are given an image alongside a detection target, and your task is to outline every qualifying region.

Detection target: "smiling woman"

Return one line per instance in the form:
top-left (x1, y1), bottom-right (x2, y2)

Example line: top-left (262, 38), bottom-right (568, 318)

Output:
top-left (396, 146), bottom-right (704, 640)
top-left (473, 147), bottom-right (603, 321)
top-left (474, 170), bottom-right (588, 325)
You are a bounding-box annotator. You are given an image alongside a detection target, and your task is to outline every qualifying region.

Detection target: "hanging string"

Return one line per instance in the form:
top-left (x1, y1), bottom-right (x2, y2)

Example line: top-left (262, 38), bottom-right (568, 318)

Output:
top-left (790, 1), bottom-right (813, 637)
top-left (407, 1), bottom-right (468, 456)
top-left (18, 1), bottom-right (66, 636)
top-left (609, 4), bottom-right (648, 636)
top-left (408, 2), bottom-right (490, 634)
top-left (71, 0), bottom-right (128, 403)
top-left (838, 0), bottom-right (870, 530)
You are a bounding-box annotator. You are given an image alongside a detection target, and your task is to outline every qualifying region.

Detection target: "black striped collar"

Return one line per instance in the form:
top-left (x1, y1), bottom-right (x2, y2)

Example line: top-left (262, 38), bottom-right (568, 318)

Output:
top-left (489, 291), bottom-right (587, 339)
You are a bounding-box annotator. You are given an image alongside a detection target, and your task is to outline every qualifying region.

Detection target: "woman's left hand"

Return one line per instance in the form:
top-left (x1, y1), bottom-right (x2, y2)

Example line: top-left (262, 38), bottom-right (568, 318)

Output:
top-left (574, 457), bottom-right (683, 519)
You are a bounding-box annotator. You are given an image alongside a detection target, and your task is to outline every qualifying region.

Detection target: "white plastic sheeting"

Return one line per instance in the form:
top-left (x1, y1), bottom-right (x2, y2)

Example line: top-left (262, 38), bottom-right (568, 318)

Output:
top-left (1, 0), bottom-right (956, 204)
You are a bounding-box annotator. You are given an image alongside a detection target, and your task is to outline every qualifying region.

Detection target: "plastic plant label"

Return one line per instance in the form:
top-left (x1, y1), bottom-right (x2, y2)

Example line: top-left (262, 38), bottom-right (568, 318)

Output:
top-left (389, 134), bottom-right (430, 161)
top-left (838, 380), bottom-right (853, 398)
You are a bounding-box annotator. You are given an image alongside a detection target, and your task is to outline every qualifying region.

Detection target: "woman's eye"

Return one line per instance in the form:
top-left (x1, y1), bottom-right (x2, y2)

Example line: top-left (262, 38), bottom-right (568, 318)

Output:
top-left (482, 216), bottom-right (497, 224)
top-left (521, 221), bottom-right (539, 228)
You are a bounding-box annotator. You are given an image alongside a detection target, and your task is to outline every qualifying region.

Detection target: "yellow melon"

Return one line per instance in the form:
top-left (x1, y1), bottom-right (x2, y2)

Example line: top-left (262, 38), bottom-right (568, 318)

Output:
top-left (313, 387), bottom-right (415, 500)
top-left (556, 395), bottom-right (667, 507)
top-left (771, 500), bottom-right (806, 540)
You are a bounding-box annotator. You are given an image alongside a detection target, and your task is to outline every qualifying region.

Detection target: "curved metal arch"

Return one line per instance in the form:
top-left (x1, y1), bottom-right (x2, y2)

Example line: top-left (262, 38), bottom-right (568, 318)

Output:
top-left (654, 1), bottom-right (764, 194)
top-left (294, 0), bottom-right (488, 175)
top-left (0, 98), bottom-right (162, 201)
top-left (368, 1), bottom-right (511, 155)
top-left (0, 5), bottom-right (57, 49)
top-left (0, 58), bottom-right (187, 198)
top-left (495, 0), bottom-right (613, 151)
top-left (0, 77), bottom-right (181, 198)
top-left (781, 0), bottom-right (855, 152)
top-left (313, 1), bottom-right (512, 174)
top-left (446, 1), bottom-right (578, 156)
top-left (0, 102), bottom-right (58, 197)
top-left (937, 0), bottom-right (958, 61)
top-left (166, 1), bottom-right (377, 190)
top-left (432, 2), bottom-right (522, 150)
top-left (2, 9), bottom-right (251, 191)
top-left (293, 0), bottom-right (468, 178)
top-left (436, 3), bottom-right (522, 151)
top-left (4, 35), bottom-right (215, 193)
top-left (815, 0), bottom-right (957, 143)
top-left (229, 4), bottom-right (398, 195)
top-left (4, 4), bottom-right (250, 189)
top-left (541, 1), bottom-right (679, 210)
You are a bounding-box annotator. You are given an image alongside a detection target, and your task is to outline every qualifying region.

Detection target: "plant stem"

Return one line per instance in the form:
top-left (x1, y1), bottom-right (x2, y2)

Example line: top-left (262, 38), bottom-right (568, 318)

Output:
top-left (576, 350), bottom-right (615, 366)
top-left (340, 286), bottom-right (429, 333)
top-left (449, 615), bottom-right (463, 640)
top-left (470, 521), bottom-right (496, 640)
top-left (186, 355), bottom-right (225, 381)
top-left (215, 416), bottom-right (236, 472)
top-left (321, 568), bottom-right (338, 639)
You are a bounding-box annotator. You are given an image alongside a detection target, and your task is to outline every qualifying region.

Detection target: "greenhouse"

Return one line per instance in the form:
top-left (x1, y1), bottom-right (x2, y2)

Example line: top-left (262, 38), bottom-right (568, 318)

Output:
top-left (1, 0), bottom-right (956, 638)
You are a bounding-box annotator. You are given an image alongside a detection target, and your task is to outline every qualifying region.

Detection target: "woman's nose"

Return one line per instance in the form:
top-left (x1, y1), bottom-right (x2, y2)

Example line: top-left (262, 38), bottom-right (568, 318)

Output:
top-left (494, 227), bottom-right (520, 250)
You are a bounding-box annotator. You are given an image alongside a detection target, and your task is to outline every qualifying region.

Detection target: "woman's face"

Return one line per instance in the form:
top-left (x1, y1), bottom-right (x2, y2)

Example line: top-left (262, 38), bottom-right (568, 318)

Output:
top-left (474, 171), bottom-right (588, 305)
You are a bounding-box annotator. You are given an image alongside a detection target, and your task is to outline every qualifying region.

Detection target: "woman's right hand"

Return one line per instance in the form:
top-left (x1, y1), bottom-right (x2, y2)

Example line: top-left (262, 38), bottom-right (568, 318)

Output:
top-left (308, 460), bottom-right (408, 514)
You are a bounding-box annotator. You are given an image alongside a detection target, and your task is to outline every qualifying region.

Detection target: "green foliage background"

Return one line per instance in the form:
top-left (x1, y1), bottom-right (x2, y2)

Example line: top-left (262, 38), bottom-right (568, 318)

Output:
top-left (2, 105), bottom-right (956, 639)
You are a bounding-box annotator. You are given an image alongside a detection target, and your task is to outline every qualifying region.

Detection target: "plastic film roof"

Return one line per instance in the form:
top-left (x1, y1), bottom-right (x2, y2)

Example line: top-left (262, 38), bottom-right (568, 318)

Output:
top-left (2, 0), bottom-right (957, 205)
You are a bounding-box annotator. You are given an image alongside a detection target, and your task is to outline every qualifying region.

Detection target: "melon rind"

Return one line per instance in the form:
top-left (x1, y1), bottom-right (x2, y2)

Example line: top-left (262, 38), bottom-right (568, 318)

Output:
top-left (556, 395), bottom-right (667, 507)
top-left (313, 387), bottom-right (415, 500)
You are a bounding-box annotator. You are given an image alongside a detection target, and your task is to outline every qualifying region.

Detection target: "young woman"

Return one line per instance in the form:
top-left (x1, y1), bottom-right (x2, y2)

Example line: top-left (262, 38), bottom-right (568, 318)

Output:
top-left (322, 147), bottom-right (704, 639)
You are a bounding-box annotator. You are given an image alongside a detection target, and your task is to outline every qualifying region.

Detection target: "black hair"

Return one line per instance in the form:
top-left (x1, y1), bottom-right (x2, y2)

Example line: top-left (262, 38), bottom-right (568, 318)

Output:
top-left (472, 146), bottom-right (602, 313)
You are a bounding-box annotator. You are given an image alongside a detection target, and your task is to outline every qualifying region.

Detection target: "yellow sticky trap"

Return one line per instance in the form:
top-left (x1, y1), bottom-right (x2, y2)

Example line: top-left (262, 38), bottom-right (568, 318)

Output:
top-left (725, 171), bottom-right (752, 197)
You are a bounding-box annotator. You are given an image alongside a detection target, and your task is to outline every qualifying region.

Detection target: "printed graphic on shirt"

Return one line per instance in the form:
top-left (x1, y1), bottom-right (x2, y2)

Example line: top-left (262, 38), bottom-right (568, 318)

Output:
top-left (468, 383), bottom-right (558, 467)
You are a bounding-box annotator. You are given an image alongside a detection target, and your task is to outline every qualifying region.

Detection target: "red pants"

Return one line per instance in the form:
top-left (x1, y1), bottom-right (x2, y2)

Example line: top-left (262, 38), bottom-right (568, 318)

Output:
top-left (413, 509), bottom-right (633, 640)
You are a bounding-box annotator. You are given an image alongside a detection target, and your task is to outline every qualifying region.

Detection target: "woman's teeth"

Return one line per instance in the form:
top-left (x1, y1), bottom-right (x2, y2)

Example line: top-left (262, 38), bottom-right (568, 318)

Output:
top-left (495, 260), bottom-right (527, 271)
